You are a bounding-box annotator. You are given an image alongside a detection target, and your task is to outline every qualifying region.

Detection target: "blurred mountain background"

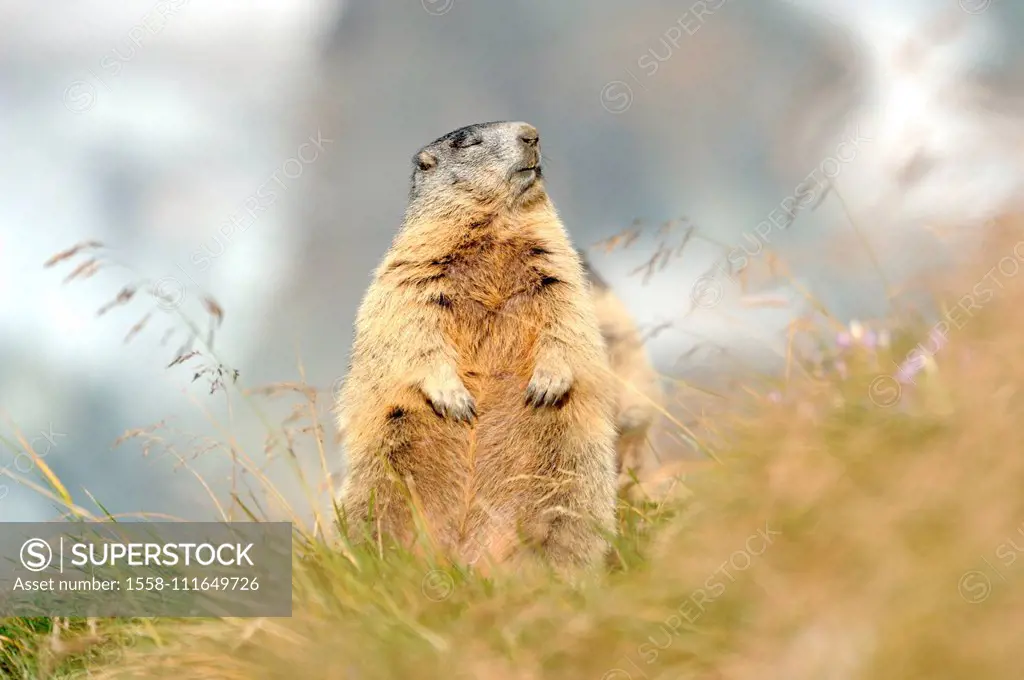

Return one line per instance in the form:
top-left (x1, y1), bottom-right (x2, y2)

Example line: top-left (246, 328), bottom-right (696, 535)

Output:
top-left (1, 0), bottom-right (1022, 522)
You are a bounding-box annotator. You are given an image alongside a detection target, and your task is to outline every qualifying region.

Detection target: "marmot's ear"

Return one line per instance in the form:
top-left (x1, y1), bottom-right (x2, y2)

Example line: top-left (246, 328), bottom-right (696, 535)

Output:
top-left (415, 151), bottom-right (437, 171)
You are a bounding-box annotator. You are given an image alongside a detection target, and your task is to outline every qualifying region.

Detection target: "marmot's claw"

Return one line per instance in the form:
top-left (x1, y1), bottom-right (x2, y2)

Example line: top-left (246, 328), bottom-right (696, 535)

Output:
top-left (526, 366), bottom-right (572, 408)
top-left (426, 383), bottom-right (477, 422)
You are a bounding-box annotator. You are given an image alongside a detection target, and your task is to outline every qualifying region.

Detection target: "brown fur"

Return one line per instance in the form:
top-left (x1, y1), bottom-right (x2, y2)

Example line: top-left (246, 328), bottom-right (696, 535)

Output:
top-left (580, 255), bottom-right (664, 496)
top-left (336, 122), bottom-right (618, 572)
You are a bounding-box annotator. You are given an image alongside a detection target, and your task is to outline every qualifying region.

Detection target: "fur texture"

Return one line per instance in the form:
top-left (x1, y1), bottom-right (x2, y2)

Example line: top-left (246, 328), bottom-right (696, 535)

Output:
top-left (336, 122), bottom-right (618, 571)
top-left (580, 253), bottom-right (663, 496)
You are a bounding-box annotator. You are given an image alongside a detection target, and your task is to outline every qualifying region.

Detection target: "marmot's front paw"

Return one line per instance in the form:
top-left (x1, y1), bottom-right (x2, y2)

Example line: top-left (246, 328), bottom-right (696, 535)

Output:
top-left (617, 404), bottom-right (656, 434)
top-left (526, 363), bottom-right (573, 407)
top-left (422, 371), bottom-right (477, 422)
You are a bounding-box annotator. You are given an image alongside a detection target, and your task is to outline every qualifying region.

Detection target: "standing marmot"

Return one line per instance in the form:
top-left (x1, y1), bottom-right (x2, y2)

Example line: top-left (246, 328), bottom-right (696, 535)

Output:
top-left (336, 121), bottom-right (618, 571)
top-left (579, 253), bottom-right (663, 497)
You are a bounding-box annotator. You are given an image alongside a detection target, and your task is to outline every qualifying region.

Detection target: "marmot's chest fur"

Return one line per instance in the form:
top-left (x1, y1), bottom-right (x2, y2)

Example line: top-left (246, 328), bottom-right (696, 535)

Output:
top-left (435, 226), bottom-right (555, 376)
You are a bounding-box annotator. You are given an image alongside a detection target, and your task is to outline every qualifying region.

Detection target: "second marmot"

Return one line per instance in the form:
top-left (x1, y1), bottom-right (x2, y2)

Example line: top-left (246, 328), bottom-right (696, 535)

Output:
top-left (579, 254), bottom-right (663, 497)
top-left (336, 121), bottom-right (618, 571)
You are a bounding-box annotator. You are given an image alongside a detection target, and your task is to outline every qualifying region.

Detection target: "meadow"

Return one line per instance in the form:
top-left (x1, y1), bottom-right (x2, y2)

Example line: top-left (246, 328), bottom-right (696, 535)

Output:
top-left (3, 215), bottom-right (1024, 679)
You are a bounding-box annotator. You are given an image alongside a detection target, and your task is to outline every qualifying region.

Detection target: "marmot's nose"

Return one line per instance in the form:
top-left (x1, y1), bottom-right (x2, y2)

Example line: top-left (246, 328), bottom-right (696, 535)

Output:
top-left (518, 124), bottom-right (539, 147)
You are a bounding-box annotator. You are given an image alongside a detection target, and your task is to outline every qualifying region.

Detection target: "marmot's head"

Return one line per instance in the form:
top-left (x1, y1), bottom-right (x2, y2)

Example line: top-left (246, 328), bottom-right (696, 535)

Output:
top-left (408, 121), bottom-right (547, 217)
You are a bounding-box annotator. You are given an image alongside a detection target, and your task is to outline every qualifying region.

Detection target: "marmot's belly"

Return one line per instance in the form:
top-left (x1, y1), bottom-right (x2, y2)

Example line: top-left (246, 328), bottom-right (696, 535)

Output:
top-left (433, 301), bottom-right (570, 484)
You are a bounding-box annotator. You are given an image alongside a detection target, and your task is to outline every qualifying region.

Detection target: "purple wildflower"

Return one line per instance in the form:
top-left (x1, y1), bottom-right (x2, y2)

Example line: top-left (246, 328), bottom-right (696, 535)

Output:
top-left (767, 390), bottom-right (782, 403)
top-left (862, 330), bottom-right (877, 350)
top-left (836, 331), bottom-right (852, 348)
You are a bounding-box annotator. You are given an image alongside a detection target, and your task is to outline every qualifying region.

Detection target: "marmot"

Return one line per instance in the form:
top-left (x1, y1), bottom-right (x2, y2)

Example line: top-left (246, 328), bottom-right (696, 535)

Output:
top-left (336, 121), bottom-right (618, 571)
top-left (579, 253), bottom-right (663, 497)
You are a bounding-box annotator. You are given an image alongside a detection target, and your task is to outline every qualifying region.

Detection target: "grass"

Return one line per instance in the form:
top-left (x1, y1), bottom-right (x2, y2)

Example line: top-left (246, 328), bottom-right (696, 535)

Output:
top-left (4, 216), bottom-right (1024, 678)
